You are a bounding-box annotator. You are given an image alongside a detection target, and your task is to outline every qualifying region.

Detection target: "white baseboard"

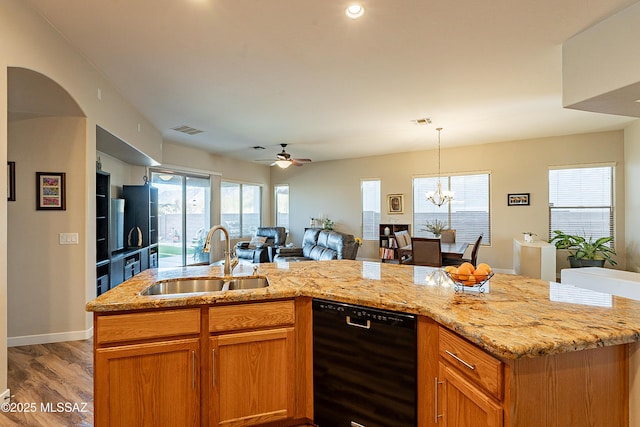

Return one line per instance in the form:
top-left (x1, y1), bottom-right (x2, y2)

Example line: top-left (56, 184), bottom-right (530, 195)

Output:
top-left (7, 327), bottom-right (93, 347)
top-left (1, 389), bottom-right (11, 402)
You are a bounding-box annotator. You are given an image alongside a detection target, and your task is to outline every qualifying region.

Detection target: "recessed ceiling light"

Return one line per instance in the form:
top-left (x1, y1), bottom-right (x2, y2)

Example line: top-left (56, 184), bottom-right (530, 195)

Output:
top-left (345, 4), bottom-right (365, 19)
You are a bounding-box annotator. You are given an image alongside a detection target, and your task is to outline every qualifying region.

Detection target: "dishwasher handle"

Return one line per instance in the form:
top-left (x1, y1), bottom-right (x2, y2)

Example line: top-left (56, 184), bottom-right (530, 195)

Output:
top-left (346, 315), bottom-right (371, 329)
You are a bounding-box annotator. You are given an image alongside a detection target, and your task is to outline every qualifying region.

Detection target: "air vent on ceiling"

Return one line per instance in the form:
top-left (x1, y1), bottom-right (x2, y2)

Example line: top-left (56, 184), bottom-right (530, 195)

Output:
top-left (412, 117), bottom-right (432, 126)
top-left (171, 125), bottom-right (204, 135)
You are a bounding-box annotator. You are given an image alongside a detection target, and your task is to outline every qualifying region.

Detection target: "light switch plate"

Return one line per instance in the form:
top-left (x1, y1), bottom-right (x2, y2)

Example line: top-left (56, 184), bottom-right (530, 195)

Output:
top-left (59, 233), bottom-right (79, 245)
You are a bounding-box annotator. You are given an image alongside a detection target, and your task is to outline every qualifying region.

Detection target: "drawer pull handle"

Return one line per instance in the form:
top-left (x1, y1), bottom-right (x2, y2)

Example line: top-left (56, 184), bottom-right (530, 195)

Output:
top-left (212, 349), bottom-right (216, 387)
top-left (191, 350), bottom-right (195, 390)
top-left (346, 316), bottom-right (371, 329)
top-left (434, 377), bottom-right (443, 423)
top-left (445, 350), bottom-right (476, 370)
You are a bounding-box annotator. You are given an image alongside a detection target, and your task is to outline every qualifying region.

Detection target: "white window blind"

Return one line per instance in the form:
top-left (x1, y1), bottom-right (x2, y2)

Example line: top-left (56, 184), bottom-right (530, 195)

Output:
top-left (549, 166), bottom-right (613, 242)
top-left (413, 174), bottom-right (490, 244)
top-left (275, 185), bottom-right (289, 231)
top-left (221, 181), bottom-right (262, 238)
top-left (362, 180), bottom-right (380, 240)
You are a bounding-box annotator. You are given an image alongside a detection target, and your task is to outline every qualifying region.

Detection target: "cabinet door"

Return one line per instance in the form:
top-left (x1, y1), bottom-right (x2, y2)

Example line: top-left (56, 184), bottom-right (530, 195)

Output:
top-left (95, 338), bottom-right (200, 427)
top-left (437, 363), bottom-right (502, 427)
top-left (210, 328), bottom-right (295, 427)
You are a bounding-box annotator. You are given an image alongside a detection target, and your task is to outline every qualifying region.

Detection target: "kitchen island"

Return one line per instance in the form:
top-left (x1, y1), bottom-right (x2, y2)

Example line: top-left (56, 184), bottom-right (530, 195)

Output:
top-left (87, 260), bottom-right (640, 426)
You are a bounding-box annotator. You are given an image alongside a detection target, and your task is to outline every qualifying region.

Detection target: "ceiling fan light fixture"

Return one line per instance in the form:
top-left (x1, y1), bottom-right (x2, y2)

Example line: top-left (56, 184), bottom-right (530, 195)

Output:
top-left (275, 160), bottom-right (292, 169)
top-left (345, 4), bottom-right (365, 19)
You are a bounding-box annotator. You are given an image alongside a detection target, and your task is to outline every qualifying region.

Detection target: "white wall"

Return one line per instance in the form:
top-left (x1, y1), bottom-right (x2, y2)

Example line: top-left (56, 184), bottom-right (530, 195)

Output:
top-left (625, 121), bottom-right (640, 272)
top-left (8, 117), bottom-right (87, 341)
top-left (272, 131), bottom-right (626, 271)
top-left (1, 0), bottom-right (165, 394)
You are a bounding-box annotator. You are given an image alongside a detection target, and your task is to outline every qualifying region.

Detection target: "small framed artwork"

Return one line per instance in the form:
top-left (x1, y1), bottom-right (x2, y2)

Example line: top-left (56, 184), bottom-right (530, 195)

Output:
top-left (387, 194), bottom-right (404, 214)
top-left (7, 162), bottom-right (16, 201)
top-left (36, 172), bottom-right (66, 210)
top-left (508, 193), bottom-right (530, 206)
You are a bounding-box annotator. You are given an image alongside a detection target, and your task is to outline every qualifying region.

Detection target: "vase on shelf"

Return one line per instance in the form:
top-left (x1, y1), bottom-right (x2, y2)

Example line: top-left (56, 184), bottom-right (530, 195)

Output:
top-left (384, 226), bottom-right (391, 236)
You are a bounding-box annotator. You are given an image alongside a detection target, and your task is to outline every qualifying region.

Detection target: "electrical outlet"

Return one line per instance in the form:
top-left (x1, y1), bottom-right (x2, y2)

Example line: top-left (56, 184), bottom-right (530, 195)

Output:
top-left (59, 233), bottom-right (79, 245)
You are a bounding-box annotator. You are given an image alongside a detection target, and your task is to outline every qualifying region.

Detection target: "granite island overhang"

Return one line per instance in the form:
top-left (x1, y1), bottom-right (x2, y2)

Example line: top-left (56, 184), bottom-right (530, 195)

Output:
top-left (86, 259), bottom-right (640, 361)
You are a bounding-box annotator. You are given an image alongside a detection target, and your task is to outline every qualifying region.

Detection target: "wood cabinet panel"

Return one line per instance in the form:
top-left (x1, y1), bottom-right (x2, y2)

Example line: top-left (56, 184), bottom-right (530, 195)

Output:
top-left (504, 345), bottom-right (628, 427)
top-left (96, 308), bottom-right (200, 345)
top-left (209, 300), bottom-right (295, 333)
top-left (95, 338), bottom-right (200, 427)
top-left (438, 362), bottom-right (503, 427)
top-left (211, 328), bottom-right (296, 427)
top-left (439, 328), bottom-right (503, 399)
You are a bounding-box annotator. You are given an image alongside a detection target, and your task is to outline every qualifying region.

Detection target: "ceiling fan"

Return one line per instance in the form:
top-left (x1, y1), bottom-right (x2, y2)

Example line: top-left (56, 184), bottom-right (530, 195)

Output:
top-left (270, 144), bottom-right (312, 168)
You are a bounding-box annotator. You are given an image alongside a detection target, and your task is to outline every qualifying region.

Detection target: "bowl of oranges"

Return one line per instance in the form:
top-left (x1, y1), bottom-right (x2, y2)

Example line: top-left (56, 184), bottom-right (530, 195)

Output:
top-left (443, 262), bottom-right (493, 291)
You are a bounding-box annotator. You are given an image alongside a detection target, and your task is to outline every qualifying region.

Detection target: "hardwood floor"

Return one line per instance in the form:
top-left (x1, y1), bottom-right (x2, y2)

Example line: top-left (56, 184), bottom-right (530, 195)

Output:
top-left (3, 339), bottom-right (315, 427)
top-left (3, 339), bottom-right (93, 427)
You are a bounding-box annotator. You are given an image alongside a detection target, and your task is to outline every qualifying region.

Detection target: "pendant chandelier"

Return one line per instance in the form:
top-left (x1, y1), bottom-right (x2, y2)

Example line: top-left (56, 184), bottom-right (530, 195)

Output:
top-left (426, 127), bottom-right (454, 206)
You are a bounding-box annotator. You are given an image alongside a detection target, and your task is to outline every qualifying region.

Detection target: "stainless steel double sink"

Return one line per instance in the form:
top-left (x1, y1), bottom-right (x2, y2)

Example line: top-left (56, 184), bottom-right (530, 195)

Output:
top-left (140, 276), bottom-right (269, 296)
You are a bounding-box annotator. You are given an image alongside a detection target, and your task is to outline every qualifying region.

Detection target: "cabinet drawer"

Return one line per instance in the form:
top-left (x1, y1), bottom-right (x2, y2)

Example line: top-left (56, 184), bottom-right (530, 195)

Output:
top-left (439, 327), bottom-right (503, 399)
top-left (209, 300), bottom-right (295, 333)
top-left (96, 308), bottom-right (201, 345)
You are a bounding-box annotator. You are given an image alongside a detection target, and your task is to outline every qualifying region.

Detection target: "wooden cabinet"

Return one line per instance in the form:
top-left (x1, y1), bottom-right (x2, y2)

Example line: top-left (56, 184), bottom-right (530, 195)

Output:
top-left (436, 328), bottom-right (503, 427)
top-left (437, 362), bottom-right (502, 427)
top-left (94, 308), bottom-right (202, 427)
top-left (379, 223), bottom-right (410, 262)
top-left (96, 171), bottom-right (110, 296)
top-left (123, 184), bottom-right (158, 269)
top-left (208, 301), bottom-right (296, 427)
top-left (210, 328), bottom-right (295, 426)
top-left (96, 338), bottom-right (200, 427)
top-left (94, 300), bottom-right (311, 427)
top-left (422, 324), bottom-right (628, 427)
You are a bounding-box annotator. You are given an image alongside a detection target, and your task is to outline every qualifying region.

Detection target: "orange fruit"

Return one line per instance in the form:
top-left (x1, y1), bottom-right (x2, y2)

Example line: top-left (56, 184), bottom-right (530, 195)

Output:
top-left (444, 266), bottom-right (457, 274)
top-left (463, 275), bottom-right (477, 286)
top-left (456, 263), bottom-right (475, 280)
top-left (476, 263), bottom-right (492, 273)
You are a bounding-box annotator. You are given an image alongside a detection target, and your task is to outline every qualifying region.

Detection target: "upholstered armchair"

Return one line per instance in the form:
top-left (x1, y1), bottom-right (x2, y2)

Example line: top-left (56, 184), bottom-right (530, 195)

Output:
top-left (235, 227), bottom-right (287, 263)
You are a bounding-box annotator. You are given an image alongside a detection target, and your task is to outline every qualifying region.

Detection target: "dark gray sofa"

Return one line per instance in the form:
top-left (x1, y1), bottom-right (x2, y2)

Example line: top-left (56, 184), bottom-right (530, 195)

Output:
top-left (273, 228), bottom-right (358, 262)
top-left (235, 227), bottom-right (287, 263)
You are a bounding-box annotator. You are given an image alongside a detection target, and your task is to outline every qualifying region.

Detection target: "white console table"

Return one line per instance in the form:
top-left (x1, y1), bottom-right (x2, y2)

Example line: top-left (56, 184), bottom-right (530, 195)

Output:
top-left (513, 239), bottom-right (556, 281)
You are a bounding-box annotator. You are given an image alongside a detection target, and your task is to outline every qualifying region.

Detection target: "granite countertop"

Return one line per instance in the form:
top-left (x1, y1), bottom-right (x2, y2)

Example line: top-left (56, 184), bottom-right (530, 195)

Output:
top-left (86, 260), bottom-right (640, 361)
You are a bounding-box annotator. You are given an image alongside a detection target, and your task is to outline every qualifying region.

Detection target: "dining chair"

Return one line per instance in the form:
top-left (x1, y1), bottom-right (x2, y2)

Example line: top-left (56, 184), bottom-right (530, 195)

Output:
top-left (443, 234), bottom-right (483, 267)
top-left (410, 237), bottom-right (442, 267)
top-left (440, 229), bottom-right (456, 243)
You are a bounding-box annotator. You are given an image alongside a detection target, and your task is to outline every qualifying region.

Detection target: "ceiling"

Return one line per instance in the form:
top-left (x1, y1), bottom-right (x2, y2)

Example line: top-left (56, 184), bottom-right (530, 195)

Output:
top-left (25, 0), bottom-right (640, 164)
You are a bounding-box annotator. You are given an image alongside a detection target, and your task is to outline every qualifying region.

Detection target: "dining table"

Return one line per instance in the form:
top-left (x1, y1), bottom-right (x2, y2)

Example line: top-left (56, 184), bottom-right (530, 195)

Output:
top-left (440, 241), bottom-right (469, 259)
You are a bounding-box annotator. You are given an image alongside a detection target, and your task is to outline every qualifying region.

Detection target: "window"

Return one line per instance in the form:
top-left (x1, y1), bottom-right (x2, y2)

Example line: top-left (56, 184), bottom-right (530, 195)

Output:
top-left (413, 174), bottom-right (490, 244)
top-left (549, 165), bottom-right (614, 242)
top-left (361, 180), bottom-right (380, 240)
top-left (275, 185), bottom-right (289, 230)
top-left (150, 170), bottom-right (210, 267)
top-left (221, 181), bottom-right (262, 238)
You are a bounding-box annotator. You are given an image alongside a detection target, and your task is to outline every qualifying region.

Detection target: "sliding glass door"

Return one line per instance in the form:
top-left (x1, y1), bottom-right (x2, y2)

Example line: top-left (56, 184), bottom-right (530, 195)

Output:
top-left (151, 171), bottom-right (211, 267)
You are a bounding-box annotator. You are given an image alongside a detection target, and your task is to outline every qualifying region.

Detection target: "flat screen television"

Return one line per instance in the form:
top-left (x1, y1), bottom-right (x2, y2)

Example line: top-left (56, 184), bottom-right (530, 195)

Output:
top-left (110, 198), bottom-right (125, 252)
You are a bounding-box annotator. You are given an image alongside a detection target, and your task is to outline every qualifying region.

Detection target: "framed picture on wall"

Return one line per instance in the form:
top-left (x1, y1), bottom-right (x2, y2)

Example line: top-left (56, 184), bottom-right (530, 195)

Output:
top-left (36, 172), bottom-right (66, 210)
top-left (387, 194), bottom-right (404, 214)
top-left (507, 193), bottom-right (530, 206)
top-left (8, 162), bottom-right (16, 201)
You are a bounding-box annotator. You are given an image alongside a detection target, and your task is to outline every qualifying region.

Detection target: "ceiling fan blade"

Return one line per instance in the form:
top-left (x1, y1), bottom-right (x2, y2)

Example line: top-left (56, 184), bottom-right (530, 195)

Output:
top-left (292, 158), bottom-right (312, 163)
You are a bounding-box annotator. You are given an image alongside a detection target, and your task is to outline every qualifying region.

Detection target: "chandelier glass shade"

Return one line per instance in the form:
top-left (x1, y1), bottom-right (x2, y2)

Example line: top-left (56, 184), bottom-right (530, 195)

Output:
top-left (426, 128), bottom-right (454, 206)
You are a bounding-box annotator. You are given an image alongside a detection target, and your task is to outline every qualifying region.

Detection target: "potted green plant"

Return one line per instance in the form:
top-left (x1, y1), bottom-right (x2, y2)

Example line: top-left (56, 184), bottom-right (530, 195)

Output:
top-left (549, 230), bottom-right (617, 267)
top-left (424, 219), bottom-right (447, 237)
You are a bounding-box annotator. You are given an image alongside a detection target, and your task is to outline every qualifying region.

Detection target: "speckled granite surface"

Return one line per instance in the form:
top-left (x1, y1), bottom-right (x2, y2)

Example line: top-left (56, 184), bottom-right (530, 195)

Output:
top-left (86, 260), bottom-right (640, 360)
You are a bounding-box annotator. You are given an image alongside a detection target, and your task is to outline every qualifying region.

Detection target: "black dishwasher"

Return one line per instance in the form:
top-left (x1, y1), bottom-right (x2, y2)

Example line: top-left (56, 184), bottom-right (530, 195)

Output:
top-left (312, 299), bottom-right (417, 427)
